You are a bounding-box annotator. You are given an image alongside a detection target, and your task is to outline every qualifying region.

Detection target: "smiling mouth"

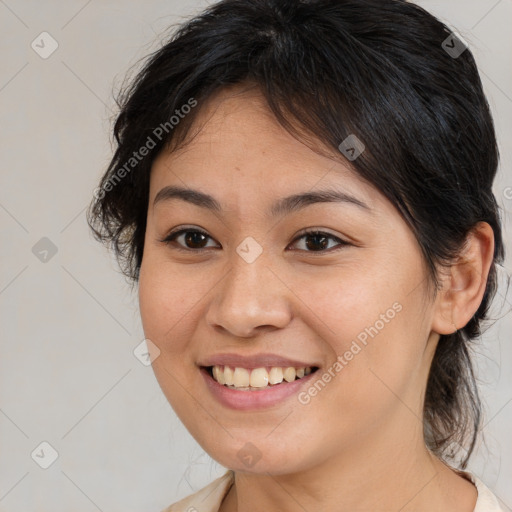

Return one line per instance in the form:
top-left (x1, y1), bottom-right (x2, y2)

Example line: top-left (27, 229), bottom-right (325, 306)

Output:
top-left (203, 365), bottom-right (320, 391)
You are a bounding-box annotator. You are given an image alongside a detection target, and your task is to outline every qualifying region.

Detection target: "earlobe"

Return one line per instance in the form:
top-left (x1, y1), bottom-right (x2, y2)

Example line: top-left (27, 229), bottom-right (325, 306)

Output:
top-left (431, 222), bottom-right (495, 336)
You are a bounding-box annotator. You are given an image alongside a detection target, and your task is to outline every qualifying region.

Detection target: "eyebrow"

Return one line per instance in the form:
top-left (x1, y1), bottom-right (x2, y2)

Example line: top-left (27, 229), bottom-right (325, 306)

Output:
top-left (153, 185), bottom-right (371, 217)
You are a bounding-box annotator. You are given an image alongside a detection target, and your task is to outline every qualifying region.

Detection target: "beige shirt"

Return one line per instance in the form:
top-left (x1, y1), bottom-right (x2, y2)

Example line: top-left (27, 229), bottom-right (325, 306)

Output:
top-left (161, 469), bottom-right (506, 512)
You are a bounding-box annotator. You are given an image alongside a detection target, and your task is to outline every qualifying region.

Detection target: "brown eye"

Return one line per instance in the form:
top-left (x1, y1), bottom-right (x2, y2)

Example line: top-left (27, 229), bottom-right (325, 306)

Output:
top-left (289, 230), bottom-right (349, 253)
top-left (161, 227), bottom-right (350, 254)
top-left (162, 228), bottom-right (219, 251)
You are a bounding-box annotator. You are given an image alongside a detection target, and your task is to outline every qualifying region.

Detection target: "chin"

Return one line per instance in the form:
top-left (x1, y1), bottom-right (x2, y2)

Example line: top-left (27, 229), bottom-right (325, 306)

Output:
top-left (207, 441), bottom-right (314, 476)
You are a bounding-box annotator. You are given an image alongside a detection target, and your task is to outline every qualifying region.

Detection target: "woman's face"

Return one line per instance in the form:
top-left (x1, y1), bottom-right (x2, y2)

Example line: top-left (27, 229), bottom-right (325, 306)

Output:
top-left (138, 85), bottom-right (441, 474)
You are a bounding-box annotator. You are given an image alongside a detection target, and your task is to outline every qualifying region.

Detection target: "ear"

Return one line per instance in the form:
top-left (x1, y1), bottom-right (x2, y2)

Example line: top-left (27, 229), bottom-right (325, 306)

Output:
top-left (431, 222), bottom-right (495, 335)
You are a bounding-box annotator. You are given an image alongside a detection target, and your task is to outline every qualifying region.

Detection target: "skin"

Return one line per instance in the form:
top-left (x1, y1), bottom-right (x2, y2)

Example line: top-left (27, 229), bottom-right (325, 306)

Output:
top-left (138, 83), bottom-right (495, 512)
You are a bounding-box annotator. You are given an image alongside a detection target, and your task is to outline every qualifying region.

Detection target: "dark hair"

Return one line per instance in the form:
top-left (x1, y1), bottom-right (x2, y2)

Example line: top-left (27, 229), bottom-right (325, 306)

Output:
top-left (87, 0), bottom-right (505, 468)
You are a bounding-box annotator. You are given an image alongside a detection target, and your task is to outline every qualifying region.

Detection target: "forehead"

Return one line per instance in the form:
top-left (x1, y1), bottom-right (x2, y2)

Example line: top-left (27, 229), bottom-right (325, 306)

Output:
top-left (149, 85), bottom-right (384, 215)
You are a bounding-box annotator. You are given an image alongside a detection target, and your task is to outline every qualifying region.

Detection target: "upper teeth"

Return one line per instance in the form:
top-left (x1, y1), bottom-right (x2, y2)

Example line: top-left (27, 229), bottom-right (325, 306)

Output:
top-left (211, 365), bottom-right (313, 389)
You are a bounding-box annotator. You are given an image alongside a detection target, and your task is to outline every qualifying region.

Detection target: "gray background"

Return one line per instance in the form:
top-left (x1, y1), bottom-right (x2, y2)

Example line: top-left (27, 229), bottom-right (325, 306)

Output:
top-left (0, 1), bottom-right (511, 511)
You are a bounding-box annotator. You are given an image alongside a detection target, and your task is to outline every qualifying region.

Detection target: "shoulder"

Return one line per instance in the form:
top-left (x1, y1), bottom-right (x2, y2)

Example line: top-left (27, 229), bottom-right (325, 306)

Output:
top-left (160, 470), bottom-right (235, 512)
top-left (458, 471), bottom-right (506, 512)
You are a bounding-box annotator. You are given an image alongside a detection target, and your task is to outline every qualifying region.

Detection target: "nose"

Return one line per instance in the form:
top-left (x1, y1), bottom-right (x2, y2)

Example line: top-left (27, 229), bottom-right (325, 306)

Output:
top-left (205, 246), bottom-right (293, 338)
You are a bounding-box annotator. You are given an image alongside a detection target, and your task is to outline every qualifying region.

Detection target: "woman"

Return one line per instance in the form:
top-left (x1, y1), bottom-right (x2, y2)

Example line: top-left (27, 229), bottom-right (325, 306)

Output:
top-left (87, 0), bottom-right (507, 510)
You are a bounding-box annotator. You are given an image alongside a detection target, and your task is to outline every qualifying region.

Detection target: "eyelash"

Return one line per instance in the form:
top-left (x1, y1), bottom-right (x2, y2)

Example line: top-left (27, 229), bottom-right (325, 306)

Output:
top-left (160, 227), bottom-right (350, 254)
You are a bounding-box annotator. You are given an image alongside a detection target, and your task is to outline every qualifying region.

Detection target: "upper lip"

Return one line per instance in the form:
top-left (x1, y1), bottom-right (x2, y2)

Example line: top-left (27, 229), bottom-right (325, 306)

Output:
top-left (198, 353), bottom-right (320, 369)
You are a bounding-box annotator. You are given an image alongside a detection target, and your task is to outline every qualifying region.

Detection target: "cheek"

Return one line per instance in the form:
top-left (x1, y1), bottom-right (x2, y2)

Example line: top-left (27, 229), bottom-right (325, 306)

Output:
top-left (138, 255), bottom-right (207, 418)
top-left (303, 256), bottom-right (429, 418)
top-left (302, 259), bottom-right (407, 348)
top-left (138, 252), bottom-right (212, 358)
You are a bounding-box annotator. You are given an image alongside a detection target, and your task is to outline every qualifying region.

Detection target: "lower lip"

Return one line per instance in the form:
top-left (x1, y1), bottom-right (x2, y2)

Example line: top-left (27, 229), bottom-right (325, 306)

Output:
top-left (200, 367), bottom-right (318, 411)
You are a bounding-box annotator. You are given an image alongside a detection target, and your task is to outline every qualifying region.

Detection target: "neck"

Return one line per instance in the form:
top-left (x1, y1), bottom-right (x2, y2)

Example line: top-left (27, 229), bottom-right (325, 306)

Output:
top-left (220, 420), bottom-right (477, 512)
